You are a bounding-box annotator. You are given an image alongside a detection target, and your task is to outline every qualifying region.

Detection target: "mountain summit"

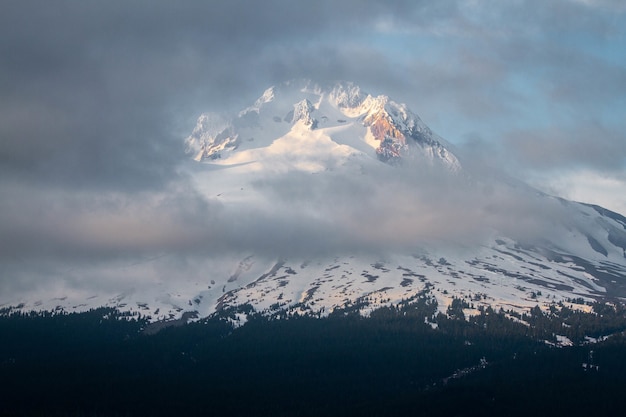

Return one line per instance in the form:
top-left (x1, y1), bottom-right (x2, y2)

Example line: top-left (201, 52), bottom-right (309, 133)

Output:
top-left (185, 80), bottom-right (460, 170)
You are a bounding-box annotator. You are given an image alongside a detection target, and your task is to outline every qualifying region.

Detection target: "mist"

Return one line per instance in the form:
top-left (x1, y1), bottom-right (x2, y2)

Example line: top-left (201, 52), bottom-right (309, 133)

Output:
top-left (1, 0), bottom-right (624, 301)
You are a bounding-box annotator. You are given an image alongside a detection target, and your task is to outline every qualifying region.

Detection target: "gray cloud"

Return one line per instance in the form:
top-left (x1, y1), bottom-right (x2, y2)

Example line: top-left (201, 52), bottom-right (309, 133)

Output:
top-left (0, 159), bottom-right (573, 283)
top-left (504, 123), bottom-right (626, 172)
top-left (0, 0), bottom-right (426, 190)
top-left (1, 0), bottom-right (625, 298)
top-left (2, 0), bottom-right (623, 189)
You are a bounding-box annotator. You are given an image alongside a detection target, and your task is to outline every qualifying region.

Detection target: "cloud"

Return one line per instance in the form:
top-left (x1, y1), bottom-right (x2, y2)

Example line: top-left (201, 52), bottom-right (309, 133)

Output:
top-left (571, 0), bottom-right (626, 12)
top-left (0, 179), bottom-right (212, 260)
top-left (0, 0), bottom-right (428, 191)
top-left (2, 0), bottom-right (623, 190)
top-left (503, 122), bottom-right (626, 172)
top-left (1, 0), bottom-right (625, 301)
top-left (527, 169), bottom-right (626, 215)
top-left (244, 160), bottom-right (574, 254)
top-left (0, 155), bottom-right (573, 272)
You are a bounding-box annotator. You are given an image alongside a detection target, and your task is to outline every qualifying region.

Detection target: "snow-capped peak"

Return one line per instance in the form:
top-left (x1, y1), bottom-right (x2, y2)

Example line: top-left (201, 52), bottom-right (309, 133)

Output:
top-left (185, 80), bottom-right (460, 170)
top-left (328, 81), bottom-right (366, 109)
top-left (184, 113), bottom-right (233, 161)
top-left (291, 99), bottom-right (316, 128)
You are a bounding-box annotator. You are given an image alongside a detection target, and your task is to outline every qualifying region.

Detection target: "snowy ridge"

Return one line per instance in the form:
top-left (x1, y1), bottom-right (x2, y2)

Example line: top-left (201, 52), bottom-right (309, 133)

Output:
top-left (7, 212), bottom-right (626, 324)
top-left (240, 86), bottom-right (276, 116)
top-left (185, 80), bottom-right (460, 170)
top-left (184, 113), bottom-right (233, 161)
top-left (291, 99), bottom-right (317, 127)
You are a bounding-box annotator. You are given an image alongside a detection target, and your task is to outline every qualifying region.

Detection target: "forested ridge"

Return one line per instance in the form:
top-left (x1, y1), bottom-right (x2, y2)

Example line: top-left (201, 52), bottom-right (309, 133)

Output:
top-left (2, 299), bottom-right (626, 416)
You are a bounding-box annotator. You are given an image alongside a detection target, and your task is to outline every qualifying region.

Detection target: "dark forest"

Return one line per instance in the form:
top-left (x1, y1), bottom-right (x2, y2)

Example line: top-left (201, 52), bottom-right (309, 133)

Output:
top-left (2, 299), bottom-right (626, 417)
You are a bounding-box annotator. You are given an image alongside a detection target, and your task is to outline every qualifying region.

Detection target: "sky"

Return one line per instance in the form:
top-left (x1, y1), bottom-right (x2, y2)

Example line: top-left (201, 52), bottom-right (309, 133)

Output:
top-left (1, 0), bottom-right (625, 299)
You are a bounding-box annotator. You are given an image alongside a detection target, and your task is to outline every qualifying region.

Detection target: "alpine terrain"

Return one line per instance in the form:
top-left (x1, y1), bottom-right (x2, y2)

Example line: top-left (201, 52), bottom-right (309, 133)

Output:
top-left (5, 80), bottom-right (626, 324)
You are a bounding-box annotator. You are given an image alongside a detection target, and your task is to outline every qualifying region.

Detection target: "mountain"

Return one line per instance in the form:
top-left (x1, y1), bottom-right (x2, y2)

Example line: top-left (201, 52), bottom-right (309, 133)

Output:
top-left (4, 80), bottom-right (626, 324)
top-left (185, 80), bottom-right (460, 169)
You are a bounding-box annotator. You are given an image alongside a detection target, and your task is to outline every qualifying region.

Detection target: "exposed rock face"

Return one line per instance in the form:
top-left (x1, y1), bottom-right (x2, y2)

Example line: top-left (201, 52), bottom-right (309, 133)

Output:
top-left (364, 107), bottom-right (408, 162)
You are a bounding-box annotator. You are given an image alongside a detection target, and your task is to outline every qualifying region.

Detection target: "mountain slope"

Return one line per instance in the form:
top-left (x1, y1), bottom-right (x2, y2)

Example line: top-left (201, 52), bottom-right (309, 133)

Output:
top-left (4, 80), bottom-right (626, 323)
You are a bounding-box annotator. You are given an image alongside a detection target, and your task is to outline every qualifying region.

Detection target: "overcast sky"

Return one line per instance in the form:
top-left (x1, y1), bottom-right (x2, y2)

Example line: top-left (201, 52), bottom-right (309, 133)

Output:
top-left (1, 0), bottom-right (625, 298)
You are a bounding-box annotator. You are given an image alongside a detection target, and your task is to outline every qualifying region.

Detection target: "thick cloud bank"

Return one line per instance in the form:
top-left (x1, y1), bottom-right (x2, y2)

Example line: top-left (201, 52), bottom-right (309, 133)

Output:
top-left (1, 0), bottom-right (625, 300)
